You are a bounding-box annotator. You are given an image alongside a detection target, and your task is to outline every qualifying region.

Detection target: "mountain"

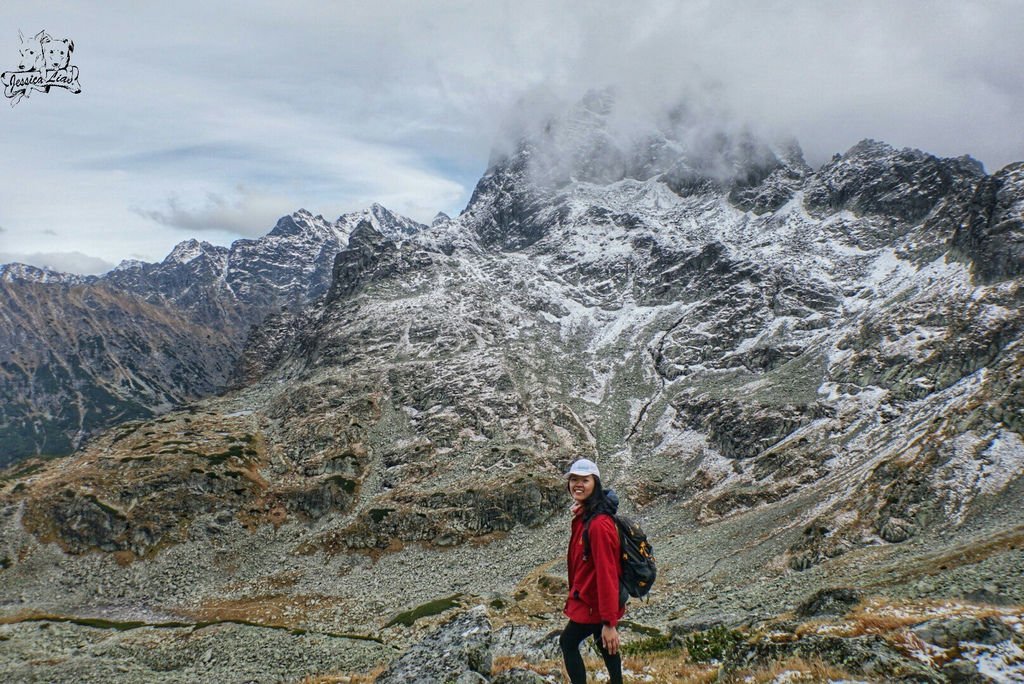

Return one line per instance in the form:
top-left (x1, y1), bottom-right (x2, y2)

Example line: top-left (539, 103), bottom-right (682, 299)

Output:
top-left (0, 98), bottom-right (1022, 681)
top-left (0, 206), bottom-right (427, 466)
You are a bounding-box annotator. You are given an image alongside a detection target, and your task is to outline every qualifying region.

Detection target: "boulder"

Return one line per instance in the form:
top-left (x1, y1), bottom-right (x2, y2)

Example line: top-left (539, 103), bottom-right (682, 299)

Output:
top-left (795, 588), bottom-right (862, 618)
top-left (375, 607), bottom-right (492, 684)
top-left (912, 616), bottom-right (1013, 649)
top-left (941, 658), bottom-right (986, 683)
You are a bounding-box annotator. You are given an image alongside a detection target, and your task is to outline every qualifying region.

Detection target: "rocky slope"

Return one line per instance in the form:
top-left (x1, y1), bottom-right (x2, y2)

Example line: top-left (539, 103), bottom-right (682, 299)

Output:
top-left (0, 270), bottom-right (239, 462)
top-left (0, 206), bottom-right (426, 465)
top-left (1, 95), bottom-right (1022, 681)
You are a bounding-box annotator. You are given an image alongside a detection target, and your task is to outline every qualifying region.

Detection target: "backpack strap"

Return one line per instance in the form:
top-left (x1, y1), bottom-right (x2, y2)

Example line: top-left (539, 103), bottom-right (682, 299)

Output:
top-left (581, 512), bottom-right (616, 561)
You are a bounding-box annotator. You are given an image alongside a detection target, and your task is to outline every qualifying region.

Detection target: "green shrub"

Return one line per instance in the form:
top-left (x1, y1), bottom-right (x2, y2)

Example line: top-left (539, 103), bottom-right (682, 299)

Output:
top-left (622, 633), bottom-right (674, 656)
top-left (684, 625), bottom-right (744, 663)
top-left (384, 595), bottom-right (462, 628)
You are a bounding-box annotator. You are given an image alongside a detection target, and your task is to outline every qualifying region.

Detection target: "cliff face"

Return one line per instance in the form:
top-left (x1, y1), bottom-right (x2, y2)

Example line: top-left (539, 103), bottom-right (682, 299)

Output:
top-left (1, 100), bottom-right (1022, 681)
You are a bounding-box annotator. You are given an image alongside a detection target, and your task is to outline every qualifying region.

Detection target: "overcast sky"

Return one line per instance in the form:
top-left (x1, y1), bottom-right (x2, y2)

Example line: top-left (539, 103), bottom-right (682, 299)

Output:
top-left (2, 1), bottom-right (1022, 274)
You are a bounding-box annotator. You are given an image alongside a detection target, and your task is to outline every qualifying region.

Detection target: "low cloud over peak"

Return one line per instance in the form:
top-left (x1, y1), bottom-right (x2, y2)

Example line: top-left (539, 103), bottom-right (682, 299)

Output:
top-left (0, 251), bottom-right (116, 276)
top-left (1, 0), bottom-right (1020, 267)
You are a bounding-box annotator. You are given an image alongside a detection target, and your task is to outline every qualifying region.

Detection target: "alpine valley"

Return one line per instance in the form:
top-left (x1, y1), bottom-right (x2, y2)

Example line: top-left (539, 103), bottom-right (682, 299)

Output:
top-left (2, 94), bottom-right (1023, 682)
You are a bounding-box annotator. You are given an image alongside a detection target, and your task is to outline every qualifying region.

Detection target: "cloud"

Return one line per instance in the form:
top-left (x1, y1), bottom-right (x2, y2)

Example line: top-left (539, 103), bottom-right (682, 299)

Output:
top-left (135, 159), bottom-right (464, 237)
top-left (134, 188), bottom-right (298, 237)
top-left (441, 0), bottom-right (1024, 170)
top-left (0, 0), bottom-right (1021, 270)
top-left (187, 0), bottom-right (1020, 170)
top-left (0, 251), bottom-right (116, 276)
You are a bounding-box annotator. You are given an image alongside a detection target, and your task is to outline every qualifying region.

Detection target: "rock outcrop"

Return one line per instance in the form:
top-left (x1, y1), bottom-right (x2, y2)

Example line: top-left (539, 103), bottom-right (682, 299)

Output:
top-left (376, 607), bottom-right (493, 684)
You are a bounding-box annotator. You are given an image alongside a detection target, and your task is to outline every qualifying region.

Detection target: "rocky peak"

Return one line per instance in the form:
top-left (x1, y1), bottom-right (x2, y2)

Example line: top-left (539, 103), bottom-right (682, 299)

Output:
top-left (332, 204), bottom-right (427, 244)
top-left (662, 131), bottom-right (811, 213)
top-left (266, 209), bottom-right (338, 241)
top-left (369, 202), bottom-right (424, 238)
top-left (804, 139), bottom-right (985, 222)
top-left (241, 210), bottom-right (347, 255)
top-left (951, 161), bottom-right (1024, 282)
top-left (112, 258), bottom-right (146, 272)
top-left (345, 219), bottom-right (389, 251)
top-left (0, 262), bottom-right (90, 285)
top-left (464, 92), bottom-right (817, 252)
top-left (460, 147), bottom-right (557, 251)
top-left (326, 220), bottom-right (398, 301)
top-left (163, 238), bottom-right (227, 266)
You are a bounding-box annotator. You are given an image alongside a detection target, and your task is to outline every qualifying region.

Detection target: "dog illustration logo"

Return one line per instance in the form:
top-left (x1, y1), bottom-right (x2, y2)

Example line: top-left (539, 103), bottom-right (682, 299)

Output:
top-left (2, 29), bottom-right (81, 106)
top-left (18, 30), bottom-right (46, 70)
top-left (42, 35), bottom-right (74, 73)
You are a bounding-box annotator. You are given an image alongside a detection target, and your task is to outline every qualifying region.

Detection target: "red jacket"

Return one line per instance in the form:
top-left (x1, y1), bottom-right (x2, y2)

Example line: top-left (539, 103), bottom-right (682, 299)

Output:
top-left (565, 509), bottom-right (624, 627)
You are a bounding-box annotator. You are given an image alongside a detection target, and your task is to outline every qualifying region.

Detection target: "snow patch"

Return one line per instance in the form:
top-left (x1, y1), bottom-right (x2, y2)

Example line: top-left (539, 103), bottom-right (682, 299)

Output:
top-left (166, 240), bottom-right (205, 264)
top-left (651, 409), bottom-right (709, 461)
top-left (866, 248), bottom-right (912, 287)
top-left (112, 259), bottom-right (146, 271)
top-left (963, 639), bottom-right (1024, 682)
top-left (935, 430), bottom-right (1024, 523)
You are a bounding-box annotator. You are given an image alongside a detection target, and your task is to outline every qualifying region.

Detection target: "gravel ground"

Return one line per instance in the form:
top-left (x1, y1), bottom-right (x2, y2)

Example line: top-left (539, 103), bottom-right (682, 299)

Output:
top-left (1, 477), bottom-right (1022, 682)
top-left (0, 619), bottom-right (388, 683)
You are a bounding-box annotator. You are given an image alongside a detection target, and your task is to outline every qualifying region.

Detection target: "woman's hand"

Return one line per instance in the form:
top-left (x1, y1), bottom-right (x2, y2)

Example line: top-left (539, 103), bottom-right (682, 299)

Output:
top-left (601, 624), bottom-right (620, 655)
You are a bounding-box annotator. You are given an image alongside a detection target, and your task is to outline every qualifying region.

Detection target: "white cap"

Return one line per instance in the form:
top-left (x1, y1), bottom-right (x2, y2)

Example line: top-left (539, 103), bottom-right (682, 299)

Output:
top-left (566, 458), bottom-right (600, 479)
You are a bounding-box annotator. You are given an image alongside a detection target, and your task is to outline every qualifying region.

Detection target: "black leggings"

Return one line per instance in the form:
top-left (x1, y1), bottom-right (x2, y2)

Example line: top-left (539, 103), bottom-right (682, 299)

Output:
top-left (559, 620), bottom-right (622, 684)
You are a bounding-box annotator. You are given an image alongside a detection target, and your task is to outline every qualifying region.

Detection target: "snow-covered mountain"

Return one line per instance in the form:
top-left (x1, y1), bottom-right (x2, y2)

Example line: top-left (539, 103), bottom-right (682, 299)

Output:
top-left (0, 206), bottom-right (426, 464)
top-left (1, 95), bottom-right (1022, 681)
top-left (234, 127), bottom-right (1021, 573)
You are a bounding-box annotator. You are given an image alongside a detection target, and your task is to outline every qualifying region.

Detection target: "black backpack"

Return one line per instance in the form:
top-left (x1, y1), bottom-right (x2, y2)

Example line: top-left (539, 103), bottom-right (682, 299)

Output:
top-left (583, 514), bottom-right (657, 604)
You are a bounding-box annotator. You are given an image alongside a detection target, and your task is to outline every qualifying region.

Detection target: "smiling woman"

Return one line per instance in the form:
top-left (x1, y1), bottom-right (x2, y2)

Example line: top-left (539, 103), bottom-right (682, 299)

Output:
top-left (561, 458), bottom-right (625, 684)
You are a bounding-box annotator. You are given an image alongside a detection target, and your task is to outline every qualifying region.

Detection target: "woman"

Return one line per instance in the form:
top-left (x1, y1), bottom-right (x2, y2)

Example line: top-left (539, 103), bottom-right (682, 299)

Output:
top-left (560, 458), bottom-right (624, 684)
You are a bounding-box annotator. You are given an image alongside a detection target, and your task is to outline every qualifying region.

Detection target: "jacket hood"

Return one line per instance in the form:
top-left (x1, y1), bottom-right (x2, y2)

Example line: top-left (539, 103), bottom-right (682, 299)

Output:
top-left (589, 487), bottom-right (619, 517)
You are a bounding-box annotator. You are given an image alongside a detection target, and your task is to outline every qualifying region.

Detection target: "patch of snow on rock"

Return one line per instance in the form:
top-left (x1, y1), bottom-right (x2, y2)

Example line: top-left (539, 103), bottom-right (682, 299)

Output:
top-left (935, 430), bottom-right (1024, 523)
top-left (963, 639), bottom-right (1024, 682)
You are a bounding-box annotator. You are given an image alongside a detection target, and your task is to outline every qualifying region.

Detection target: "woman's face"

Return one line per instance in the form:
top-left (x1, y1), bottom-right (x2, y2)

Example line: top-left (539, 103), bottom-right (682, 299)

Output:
top-left (568, 474), bottom-right (595, 503)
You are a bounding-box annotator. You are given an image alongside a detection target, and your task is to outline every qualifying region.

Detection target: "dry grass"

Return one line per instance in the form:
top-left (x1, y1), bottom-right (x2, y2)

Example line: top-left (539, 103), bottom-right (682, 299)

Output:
top-left (491, 558), bottom-right (567, 626)
top-left (849, 596), bottom-right (1016, 628)
top-left (491, 654), bottom-right (562, 678)
top-left (0, 611), bottom-right (50, 625)
top-left (621, 652), bottom-right (719, 683)
top-left (492, 652), bottom-right (720, 684)
top-left (847, 611), bottom-right (927, 635)
top-left (111, 550), bottom-right (136, 566)
top-left (722, 656), bottom-right (854, 683)
top-left (182, 592), bottom-right (341, 629)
